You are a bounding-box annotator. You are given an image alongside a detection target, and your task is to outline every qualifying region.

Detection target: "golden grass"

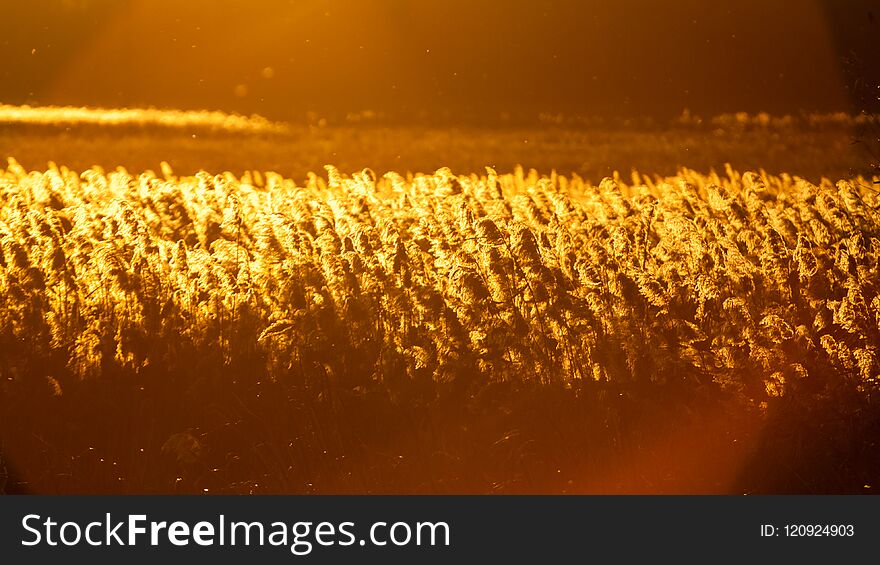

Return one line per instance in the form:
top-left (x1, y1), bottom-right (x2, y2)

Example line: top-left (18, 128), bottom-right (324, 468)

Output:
top-left (0, 104), bottom-right (288, 134)
top-left (1, 159), bottom-right (877, 394)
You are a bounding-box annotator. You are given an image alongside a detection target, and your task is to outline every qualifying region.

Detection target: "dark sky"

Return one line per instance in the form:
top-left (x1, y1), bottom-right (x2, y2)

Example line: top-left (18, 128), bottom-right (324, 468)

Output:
top-left (1, 0), bottom-right (877, 123)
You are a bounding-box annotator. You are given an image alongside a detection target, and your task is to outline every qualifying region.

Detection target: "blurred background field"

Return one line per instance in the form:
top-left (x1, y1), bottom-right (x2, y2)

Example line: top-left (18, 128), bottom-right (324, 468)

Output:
top-left (1, 115), bottom-right (872, 184)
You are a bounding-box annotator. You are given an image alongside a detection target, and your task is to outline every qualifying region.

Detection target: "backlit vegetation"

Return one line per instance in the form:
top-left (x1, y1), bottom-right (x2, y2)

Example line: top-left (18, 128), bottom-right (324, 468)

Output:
top-left (0, 104), bottom-right (288, 134)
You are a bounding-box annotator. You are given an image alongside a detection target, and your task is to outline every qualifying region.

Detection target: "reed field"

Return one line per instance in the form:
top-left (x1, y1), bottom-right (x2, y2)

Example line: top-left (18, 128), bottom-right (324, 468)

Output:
top-left (1, 107), bottom-right (878, 494)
